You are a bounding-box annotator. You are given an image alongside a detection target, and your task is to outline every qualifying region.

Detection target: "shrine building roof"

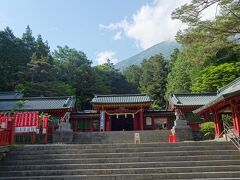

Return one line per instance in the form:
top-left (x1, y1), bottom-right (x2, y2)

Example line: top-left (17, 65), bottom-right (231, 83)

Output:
top-left (194, 77), bottom-right (240, 114)
top-left (0, 96), bottom-right (76, 111)
top-left (91, 94), bottom-right (151, 104)
top-left (0, 92), bottom-right (23, 99)
top-left (168, 93), bottom-right (217, 106)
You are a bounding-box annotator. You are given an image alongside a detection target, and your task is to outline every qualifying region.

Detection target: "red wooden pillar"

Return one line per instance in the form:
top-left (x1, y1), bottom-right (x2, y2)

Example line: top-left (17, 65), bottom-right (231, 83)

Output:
top-left (139, 110), bottom-right (144, 130)
top-left (9, 120), bottom-right (15, 144)
top-left (105, 114), bottom-right (111, 131)
top-left (213, 109), bottom-right (223, 138)
top-left (133, 114), bottom-right (138, 130)
top-left (203, 113), bottom-right (210, 121)
top-left (109, 115), bottom-right (112, 131)
top-left (231, 100), bottom-right (240, 136)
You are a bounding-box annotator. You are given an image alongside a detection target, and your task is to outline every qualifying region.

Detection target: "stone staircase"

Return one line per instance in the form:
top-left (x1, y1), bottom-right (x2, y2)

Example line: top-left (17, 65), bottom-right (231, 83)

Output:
top-left (0, 141), bottom-right (240, 179)
top-left (73, 130), bottom-right (170, 144)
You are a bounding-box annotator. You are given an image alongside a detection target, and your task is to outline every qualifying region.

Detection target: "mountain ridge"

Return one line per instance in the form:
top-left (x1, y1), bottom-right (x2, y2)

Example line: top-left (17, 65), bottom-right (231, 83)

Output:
top-left (115, 41), bottom-right (181, 70)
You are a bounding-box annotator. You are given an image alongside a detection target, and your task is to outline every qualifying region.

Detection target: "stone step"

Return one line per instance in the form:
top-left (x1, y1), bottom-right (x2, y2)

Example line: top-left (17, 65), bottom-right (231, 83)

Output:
top-left (5, 150), bottom-right (239, 160)
top-left (8, 145), bottom-right (235, 155)
top-left (1, 160), bottom-right (240, 171)
top-left (10, 141), bottom-right (232, 151)
top-left (72, 130), bottom-right (170, 144)
top-left (1, 165), bottom-right (240, 177)
top-left (1, 172), bottom-right (240, 180)
top-left (3, 155), bottom-right (240, 165)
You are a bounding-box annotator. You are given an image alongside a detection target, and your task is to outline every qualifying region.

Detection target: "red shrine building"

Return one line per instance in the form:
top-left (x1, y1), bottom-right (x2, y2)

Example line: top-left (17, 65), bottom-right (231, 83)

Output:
top-left (167, 93), bottom-right (217, 129)
top-left (70, 94), bottom-right (175, 132)
top-left (194, 77), bottom-right (240, 137)
top-left (0, 92), bottom-right (76, 118)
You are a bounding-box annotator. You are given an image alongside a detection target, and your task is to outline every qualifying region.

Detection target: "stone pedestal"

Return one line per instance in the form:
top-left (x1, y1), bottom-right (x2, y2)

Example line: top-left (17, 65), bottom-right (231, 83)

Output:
top-left (53, 122), bottom-right (73, 143)
top-left (171, 119), bottom-right (193, 141)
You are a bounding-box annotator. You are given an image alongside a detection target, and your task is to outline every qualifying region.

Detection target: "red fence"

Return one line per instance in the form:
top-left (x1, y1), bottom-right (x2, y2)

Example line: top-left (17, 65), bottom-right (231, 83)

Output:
top-left (0, 112), bottom-right (49, 145)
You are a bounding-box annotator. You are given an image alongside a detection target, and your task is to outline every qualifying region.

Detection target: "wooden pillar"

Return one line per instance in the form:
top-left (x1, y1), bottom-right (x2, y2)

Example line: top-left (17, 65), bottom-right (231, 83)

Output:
top-left (90, 118), bottom-right (94, 132)
top-left (231, 100), bottom-right (240, 136)
top-left (74, 120), bottom-right (78, 132)
top-left (9, 120), bottom-right (15, 144)
top-left (109, 115), bottom-right (112, 131)
top-left (139, 110), bottom-right (144, 130)
top-left (203, 113), bottom-right (210, 121)
top-left (133, 114), bottom-right (138, 130)
top-left (105, 114), bottom-right (111, 131)
top-left (213, 109), bottom-right (223, 138)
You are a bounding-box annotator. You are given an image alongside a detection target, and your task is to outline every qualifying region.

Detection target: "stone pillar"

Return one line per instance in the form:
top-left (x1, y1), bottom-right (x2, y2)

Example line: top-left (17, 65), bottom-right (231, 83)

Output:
top-left (231, 100), bottom-right (240, 136)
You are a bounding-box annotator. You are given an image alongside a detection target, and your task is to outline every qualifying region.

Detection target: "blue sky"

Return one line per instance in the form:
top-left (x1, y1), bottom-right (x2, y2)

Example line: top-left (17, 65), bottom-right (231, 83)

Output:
top-left (0, 0), bottom-right (215, 65)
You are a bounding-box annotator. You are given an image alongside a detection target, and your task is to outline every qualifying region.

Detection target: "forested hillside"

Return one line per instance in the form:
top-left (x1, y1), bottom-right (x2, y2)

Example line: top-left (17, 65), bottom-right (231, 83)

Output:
top-left (0, 0), bottom-right (239, 110)
top-left (0, 26), bottom-right (138, 109)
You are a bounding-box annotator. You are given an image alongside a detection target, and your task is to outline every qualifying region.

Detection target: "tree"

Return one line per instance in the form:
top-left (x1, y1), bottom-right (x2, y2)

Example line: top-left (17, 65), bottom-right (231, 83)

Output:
top-left (165, 49), bottom-right (195, 97)
top-left (140, 54), bottom-right (168, 108)
top-left (24, 53), bottom-right (55, 82)
top-left (16, 81), bottom-right (75, 97)
top-left (172, 0), bottom-right (240, 65)
top-left (191, 62), bottom-right (240, 92)
top-left (21, 26), bottom-right (35, 64)
top-left (95, 61), bottom-right (137, 94)
top-left (172, 0), bottom-right (240, 37)
top-left (35, 35), bottom-right (50, 59)
top-left (0, 27), bottom-right (24, 90)
top-left (53, 46), bottom-right (94, 109)
top-left (123, 65), bottom-right (141, 92)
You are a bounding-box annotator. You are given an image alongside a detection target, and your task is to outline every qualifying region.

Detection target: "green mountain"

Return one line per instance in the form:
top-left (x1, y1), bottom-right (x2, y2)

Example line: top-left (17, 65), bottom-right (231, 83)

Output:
top-left (115, 41), bottom-right (181, 70)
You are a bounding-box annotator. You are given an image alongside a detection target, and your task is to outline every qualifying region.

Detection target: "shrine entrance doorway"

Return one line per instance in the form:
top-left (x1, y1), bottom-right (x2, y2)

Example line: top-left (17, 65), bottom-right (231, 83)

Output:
top-left (111, 115), bottom-right (133, 131)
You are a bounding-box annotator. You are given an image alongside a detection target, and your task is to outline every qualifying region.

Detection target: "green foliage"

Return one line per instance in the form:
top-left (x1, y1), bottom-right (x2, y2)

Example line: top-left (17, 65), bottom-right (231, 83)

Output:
top-left (200, 122), bottom-right (215, 139)
top-left (139, 54), bottom-right (168, 108)
top-left (192, 62), bottom-right (240, 92)
top-left (16, 81), bottom-right (75, 97)
top-left (122, 65), bottom-right (141, 91)
top-left (165, 49), bottom-right (194, 96)
top-left (222, 113), bottom-right (233, 127)
top-left (165, 0), bottom-right (240, 98)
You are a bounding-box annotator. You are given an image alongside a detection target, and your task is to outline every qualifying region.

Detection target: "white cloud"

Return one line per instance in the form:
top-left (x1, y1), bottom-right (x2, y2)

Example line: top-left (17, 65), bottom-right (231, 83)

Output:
top-left (113, 31), bottom-right (122, 40)
top-left (99, 0), bottom-right (217, 50)
top-left (96, 50), bottom-right (119, 65)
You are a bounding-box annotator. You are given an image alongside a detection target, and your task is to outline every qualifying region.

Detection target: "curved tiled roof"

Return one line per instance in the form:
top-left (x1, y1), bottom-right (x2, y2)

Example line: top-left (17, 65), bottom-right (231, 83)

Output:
top-left (168, 93), bottom-right (217, 106)
top-left (91, 94), bottom-right (151, 104)
top-left (0, 92), bottom-right (23, 99)
top-left (0, 96), bottom-right (76, 111)
top-left (194, 77), bottom-right (240, 114)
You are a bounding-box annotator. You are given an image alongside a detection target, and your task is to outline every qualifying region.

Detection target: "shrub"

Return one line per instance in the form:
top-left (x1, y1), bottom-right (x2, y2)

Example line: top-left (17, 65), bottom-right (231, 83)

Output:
top-left (200, 122), bottom-right (215, 139)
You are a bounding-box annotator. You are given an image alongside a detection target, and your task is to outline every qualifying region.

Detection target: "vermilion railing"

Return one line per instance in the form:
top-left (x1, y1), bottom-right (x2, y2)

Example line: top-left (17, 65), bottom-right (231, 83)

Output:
top-left (0, 112), bottom-right (49, 145)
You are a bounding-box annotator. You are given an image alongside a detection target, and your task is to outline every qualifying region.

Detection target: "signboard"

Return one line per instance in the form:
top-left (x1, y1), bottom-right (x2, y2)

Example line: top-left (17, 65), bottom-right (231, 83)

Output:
top-left (100, 111), bottom-right (105, 131)
top-left (146, 117), bottom-right (152, 126)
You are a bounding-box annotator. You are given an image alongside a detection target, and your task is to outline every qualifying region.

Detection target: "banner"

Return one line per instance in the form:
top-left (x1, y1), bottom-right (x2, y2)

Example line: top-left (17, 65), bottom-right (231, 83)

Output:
top-left (100, 111), bottom-right (105, 131)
